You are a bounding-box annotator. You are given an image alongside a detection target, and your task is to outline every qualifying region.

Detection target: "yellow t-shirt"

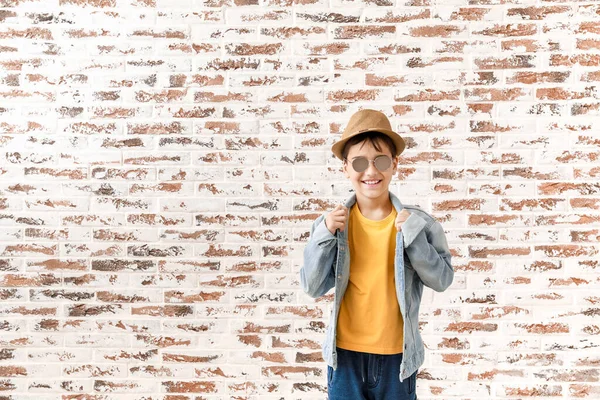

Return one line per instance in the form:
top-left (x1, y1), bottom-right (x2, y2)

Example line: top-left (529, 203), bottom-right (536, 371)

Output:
top-left (336, 203), bottom-right (404, 354)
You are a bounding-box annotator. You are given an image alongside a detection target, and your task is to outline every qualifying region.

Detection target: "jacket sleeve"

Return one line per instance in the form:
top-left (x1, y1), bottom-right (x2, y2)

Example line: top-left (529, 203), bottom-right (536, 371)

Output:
top-left (402, 213), bottom-right (453, 292)
top-left (300, 214), bottom-right (337, 298)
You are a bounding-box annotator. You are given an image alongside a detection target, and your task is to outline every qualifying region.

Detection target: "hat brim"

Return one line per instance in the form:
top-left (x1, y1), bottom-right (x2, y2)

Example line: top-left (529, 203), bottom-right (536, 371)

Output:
top-left (331, 129), bottom-right (406, 160)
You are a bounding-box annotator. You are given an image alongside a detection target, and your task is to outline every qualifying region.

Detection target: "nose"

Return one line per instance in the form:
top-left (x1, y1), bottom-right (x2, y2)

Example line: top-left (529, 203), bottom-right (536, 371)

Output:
top-left (363, 161), bottom-right (379, 176)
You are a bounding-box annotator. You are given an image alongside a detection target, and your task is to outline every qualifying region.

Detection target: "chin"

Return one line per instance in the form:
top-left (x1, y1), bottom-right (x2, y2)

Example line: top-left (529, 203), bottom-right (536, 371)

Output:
top-left (357, 188), bottom-right (387, 197)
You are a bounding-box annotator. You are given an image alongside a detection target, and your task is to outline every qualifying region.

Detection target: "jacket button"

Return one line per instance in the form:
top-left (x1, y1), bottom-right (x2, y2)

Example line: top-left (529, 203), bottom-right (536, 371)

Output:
top-left (337, 275), bottom-right (341, 279)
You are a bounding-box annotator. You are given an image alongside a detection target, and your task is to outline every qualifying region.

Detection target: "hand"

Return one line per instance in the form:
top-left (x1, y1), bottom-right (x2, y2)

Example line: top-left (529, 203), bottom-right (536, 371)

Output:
top-left (395, 209), bottom-right (411, 231)
top-left (325, 204), bottom-right (348, 235)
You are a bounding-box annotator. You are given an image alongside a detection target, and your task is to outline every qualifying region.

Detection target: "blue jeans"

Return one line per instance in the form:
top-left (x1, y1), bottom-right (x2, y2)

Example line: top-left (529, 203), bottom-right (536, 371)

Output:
top-left (327, 347), bottom-right (417, 400)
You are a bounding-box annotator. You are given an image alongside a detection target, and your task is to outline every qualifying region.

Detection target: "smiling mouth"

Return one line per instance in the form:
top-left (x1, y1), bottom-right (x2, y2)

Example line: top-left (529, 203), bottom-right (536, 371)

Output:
top-left (362, 180), bottom-right (382, 186)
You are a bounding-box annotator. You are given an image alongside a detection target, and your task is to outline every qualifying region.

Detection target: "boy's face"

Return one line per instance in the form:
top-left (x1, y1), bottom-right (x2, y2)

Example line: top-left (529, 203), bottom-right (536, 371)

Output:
top-left (342, 139), bottom-right (398, 202)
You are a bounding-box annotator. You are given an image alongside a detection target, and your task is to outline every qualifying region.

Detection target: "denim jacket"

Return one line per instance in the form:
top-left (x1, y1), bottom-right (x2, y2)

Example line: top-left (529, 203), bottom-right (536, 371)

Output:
top-left (300, 191), bottom-right (453, 382)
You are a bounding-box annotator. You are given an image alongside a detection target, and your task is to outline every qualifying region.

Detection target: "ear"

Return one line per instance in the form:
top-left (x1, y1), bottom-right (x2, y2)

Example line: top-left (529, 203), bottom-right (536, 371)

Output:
top-left (342, 159), bottom-right (350, 178)
top-left (391, 155), bottom-right (398, 173)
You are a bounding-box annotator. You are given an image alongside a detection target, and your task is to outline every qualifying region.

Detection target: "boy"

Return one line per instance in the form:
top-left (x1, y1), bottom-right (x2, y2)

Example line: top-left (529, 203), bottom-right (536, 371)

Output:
top-left (300, 109), bottom-right (454, 400)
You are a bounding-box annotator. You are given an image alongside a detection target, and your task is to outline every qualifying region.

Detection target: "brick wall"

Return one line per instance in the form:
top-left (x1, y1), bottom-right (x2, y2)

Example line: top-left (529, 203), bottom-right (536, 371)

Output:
top-left (1, 0), bottom-right (599, 398)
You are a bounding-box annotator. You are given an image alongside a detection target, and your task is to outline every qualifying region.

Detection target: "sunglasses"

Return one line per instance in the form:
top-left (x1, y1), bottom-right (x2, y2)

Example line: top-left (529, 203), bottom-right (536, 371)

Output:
top-left (345, 155), bottom-right (393, 173)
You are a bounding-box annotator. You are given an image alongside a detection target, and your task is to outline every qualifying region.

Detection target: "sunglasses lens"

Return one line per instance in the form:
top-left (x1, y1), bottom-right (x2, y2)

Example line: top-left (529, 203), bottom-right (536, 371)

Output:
top-left (375, 156), bottom-right (391, 171)
top-left (352, 157), bottom-right (368, 172)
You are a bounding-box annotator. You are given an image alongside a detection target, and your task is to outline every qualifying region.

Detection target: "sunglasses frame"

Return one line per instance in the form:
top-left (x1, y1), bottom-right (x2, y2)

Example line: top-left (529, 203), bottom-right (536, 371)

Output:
top-left (344, 155), bottom-right (394, 173)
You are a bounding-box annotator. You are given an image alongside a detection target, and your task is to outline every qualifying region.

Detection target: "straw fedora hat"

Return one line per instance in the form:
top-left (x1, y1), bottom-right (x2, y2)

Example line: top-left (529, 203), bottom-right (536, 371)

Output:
top-left (331, 109), bottom-right (406, 160)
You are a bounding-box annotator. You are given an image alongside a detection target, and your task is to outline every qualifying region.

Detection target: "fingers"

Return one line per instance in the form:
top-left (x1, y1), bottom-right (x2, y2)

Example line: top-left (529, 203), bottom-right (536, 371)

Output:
top-left (396, 209), bottom-right (410, 221)
top-left (334, 208), bottom-right (348, 217)
top-left (328, 205), bottom-right (348, 232)
top-left (333, 204), bottom-right (347, 213)
top-left (331, 205), bottom-right (348, 217)
top-left (396, 209), bottom-right (410, 231)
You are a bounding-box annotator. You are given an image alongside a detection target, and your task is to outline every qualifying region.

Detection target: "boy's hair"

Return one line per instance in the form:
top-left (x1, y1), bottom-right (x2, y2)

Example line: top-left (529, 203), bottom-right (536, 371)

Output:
top-left (341, 131), bottom-right (397, 160)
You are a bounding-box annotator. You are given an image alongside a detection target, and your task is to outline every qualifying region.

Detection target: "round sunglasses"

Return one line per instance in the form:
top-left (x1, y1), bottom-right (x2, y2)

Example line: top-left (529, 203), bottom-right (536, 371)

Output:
top-left (345, 155), bottom-right (393, 173)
